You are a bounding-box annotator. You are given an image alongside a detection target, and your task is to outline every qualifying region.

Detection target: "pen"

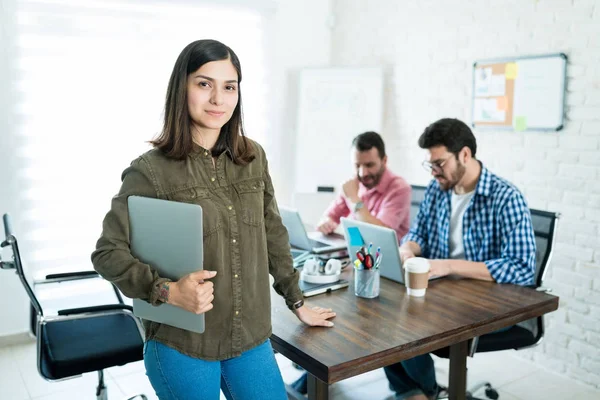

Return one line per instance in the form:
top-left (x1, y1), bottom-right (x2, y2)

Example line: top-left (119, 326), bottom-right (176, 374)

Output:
top-left (375, 246), bottom-right (380, 259)
top-left (375, 253), bottom-right (383, 269)
top-left (367, 243), bottom-right (373, 255)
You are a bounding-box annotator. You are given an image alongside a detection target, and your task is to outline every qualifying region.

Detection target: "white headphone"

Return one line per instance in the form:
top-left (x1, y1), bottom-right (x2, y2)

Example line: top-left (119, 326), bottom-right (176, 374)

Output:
top-left (301, 258), bottom-right (342, 284)
top-left (324, 258), bottom-right (343, 275)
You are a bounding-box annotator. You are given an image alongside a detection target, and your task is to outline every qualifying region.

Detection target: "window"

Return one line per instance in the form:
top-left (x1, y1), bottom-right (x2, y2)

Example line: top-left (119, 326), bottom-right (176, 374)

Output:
top-left (9, 0), bottom-right (268, 276)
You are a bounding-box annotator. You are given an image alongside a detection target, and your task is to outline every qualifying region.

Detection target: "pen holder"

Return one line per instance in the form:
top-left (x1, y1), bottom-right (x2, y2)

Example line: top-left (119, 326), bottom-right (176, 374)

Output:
top-left (354, 268), bottom-right (380, 299)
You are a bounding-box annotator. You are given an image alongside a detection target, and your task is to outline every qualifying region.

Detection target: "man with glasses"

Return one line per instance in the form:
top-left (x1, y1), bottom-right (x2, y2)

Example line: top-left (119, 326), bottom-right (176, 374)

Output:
top-left (384, 118), bottom-right (536, 400)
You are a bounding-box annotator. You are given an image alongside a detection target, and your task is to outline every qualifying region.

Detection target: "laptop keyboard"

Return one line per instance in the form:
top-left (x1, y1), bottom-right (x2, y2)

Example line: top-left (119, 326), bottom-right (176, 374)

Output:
top-left (310, 239), bottom-right (330, 248)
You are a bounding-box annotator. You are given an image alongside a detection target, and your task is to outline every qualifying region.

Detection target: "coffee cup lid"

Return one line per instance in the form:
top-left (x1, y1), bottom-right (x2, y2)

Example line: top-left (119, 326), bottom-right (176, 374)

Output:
top-left (404, 257), bottom-right (430, 273)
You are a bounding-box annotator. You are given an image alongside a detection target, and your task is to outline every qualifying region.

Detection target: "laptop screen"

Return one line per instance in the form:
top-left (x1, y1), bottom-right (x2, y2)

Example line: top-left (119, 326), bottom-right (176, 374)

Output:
top-left (279, 206), bottom-right (313, 250)
top-left (340, 218), bottom-right (404, 284)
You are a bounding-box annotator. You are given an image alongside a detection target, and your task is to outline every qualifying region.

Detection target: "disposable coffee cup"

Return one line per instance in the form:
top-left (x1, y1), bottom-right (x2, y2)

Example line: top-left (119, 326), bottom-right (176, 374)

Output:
top-left (404, 257), bottom-right (430, 297)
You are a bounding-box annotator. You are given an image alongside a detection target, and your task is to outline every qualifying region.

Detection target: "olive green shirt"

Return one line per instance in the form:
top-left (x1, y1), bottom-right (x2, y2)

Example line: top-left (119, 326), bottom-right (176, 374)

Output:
top-left (91, 139), bottom-right (303, 360)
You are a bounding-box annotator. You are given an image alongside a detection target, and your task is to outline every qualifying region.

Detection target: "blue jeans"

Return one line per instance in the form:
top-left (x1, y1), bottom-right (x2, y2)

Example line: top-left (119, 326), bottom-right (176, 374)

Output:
top-left (144, 339), bottom-right (287, 400)
top-left (384, 354), bottom-right (438, 400)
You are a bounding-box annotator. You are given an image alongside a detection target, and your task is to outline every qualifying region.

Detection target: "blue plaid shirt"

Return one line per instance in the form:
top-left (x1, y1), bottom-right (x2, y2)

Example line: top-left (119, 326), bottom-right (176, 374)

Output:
top-left (403, 164), bottom-right (536, 285)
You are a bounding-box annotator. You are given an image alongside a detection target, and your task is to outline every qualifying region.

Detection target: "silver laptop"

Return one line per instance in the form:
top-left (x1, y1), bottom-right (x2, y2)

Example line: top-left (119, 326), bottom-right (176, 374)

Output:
top-left (298, 279), bottom-right (349, 297)
top-left (341, 218), bottom-right (404, 283)
top-left (280, 206), bottom-right (346, 254)
top-left (341, 218), bottom-right (442, 285)
top-left (128, 196), bottom-right (205, 333)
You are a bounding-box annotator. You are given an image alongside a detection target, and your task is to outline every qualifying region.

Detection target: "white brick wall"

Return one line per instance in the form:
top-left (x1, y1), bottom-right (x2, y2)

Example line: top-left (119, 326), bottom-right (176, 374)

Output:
top-left (331, 0), bottom-right (600, 390)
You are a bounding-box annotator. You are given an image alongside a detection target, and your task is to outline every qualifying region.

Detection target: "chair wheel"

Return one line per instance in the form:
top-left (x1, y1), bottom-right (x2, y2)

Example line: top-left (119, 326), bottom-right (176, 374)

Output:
top-left (484, 384), bottom-right (499, 400)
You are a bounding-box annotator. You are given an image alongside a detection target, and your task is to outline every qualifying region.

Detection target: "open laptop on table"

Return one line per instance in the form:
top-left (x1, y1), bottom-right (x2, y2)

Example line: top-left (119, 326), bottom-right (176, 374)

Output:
top-left (280, 206), bottom-right (346, 254)
top-left (341, 218), bottom-right (441, 285)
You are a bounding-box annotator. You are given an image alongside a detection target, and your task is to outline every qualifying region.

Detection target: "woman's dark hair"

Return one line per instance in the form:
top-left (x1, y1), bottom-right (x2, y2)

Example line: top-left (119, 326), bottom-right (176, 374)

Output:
top-left (151, 39), bottom-right (255, 164)
top-left (351, 131), bottom-right (386, 159)
top-left (418, 118), bottom-right (477, 157)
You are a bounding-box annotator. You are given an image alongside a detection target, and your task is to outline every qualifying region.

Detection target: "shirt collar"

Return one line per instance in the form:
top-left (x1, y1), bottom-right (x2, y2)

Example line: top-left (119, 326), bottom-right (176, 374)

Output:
top-left (191, 142), bottom-right (233, 159)
top-left (475, 162), bottom-right (492, 197)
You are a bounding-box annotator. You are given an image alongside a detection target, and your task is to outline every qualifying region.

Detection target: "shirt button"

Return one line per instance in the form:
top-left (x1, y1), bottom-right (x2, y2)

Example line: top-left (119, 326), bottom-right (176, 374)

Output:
top-left (227, 206), bottom-right (233, 210)
top-left (204, 151), bottom-right (208, 156)
top-left (232, 239), bottom-right (236, 243)
top-left (211, 177), bottom-right (216, 182)
top-left (235, 311), bottom-right (239, 315)
top-left (234, 274), bottom-right (238, 278)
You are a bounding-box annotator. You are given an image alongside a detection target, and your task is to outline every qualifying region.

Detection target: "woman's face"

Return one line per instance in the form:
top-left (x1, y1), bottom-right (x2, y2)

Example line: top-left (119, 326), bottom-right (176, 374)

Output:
top-left (187, 58), bottom-right (239, 136)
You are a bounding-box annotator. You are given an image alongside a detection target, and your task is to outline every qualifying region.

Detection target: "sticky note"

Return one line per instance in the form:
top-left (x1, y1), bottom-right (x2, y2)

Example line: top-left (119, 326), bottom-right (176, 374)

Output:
top-left (496, 96), bottom-right (508, 111)
top-left (505, 63), bottom-right (518, 80)
top-left (515, 116), bottom-right (527, 132)
top-left (346, 227), bottom-right (364, 246)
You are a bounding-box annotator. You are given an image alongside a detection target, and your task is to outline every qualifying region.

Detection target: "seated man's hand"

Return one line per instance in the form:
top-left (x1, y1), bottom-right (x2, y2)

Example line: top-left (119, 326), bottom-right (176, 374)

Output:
top-left (399, 248), bottom-right (416, 264)
top-left (294, 305), bottom-right (335, 327)
top-left (428, 259), bottom-right (451, 279)
top-left (341, 178), bottom-right (360, 202)
top-left (317, 217), bottom-right (338, 235)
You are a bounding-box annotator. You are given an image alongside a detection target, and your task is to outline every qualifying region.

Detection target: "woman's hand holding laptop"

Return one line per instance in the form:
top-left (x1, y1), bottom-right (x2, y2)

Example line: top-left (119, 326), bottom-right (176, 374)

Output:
top-left (166, 270), bottom-right (217, 314)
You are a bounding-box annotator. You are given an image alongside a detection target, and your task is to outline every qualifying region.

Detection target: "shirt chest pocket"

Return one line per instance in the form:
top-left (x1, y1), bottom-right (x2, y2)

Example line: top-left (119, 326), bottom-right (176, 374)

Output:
top-left (234, 179), bottom-right (265, 227)
top-left (167, 187), bottom-right (222, 237)
top-left (466, 211), bottom-right (492, 256)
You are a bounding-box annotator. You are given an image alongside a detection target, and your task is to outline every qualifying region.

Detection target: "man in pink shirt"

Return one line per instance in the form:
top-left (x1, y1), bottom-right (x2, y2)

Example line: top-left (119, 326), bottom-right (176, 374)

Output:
top-left (317, 131), bottom-right (411, 241)
top-left (292, 132), bottom-right (411, 394)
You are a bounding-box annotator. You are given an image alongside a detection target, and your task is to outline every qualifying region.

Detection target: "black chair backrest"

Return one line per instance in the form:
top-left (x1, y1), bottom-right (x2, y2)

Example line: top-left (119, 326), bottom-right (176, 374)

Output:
top-left (529, 209), bottom-right (559, 288)
top-left (515, 209), bottom-right (559, 346)
top-left (2, 214), bottom-right (44, 317)
top-left (410, 185), bottom-right (427, 226)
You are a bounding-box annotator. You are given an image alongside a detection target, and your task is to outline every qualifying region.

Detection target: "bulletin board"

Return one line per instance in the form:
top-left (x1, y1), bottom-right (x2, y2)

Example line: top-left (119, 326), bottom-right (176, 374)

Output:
top-left (472, 53), bottom-right (567, 131)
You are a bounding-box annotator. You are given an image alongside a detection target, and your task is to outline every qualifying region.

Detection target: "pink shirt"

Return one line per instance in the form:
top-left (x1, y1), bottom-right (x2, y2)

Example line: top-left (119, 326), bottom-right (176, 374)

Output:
top-left (325, 168), bottom-right (412, 241)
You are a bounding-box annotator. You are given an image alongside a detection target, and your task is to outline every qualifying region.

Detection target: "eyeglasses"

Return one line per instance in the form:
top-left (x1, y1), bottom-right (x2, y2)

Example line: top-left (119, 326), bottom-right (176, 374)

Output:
top-left (422, 155), bottom-right (454, 173)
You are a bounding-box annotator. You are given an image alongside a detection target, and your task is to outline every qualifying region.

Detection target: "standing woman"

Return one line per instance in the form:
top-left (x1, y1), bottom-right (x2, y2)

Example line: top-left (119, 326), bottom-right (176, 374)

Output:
top-left (92, 39), bottom-right (335, 400)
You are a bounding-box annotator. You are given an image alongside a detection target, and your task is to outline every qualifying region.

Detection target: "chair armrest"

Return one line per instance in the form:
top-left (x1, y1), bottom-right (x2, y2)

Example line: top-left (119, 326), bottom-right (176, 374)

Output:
top-left (58, 304), bottom-right (134, 316)
top-left (36, 270), bottom-right (100, 285)
top-left (45, 270), bottom-right (99, 279)
top-left (524, 283), bottom-right (552, 293)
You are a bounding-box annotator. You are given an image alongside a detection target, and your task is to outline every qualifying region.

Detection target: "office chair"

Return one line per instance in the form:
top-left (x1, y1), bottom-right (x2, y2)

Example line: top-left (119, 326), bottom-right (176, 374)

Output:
top-left (434, 208), bottom-right (560, 399)
top-left (410, 185), bottom-right (427, 226)
top-left (0, 214), bottom-right (147, 400)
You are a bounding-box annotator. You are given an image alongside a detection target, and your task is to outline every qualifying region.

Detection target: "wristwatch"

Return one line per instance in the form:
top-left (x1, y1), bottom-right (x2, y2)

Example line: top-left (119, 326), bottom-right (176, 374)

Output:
top-left (353, 201), bottom-right (364, 213)
top-left (290, 299), bottom-right (304, 310)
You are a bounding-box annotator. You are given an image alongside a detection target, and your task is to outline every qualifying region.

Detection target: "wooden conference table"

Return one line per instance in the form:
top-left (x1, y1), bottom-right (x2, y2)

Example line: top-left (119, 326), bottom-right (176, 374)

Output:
top-left (270, 269), bottom-right (558, 400)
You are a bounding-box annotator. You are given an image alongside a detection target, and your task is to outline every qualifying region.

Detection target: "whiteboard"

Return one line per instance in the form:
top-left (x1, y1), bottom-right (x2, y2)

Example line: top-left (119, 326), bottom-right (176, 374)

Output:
top-left (472, 53), bottom-right (567, 131)
top-left (294, 67), bottom-right (383, 193)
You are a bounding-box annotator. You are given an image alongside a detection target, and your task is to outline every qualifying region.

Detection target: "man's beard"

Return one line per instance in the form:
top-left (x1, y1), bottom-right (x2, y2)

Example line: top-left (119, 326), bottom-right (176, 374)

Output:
top-left (435, 162), bottom-right (466, 191)
top-left (358, 166), bottom-right (385, 189)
